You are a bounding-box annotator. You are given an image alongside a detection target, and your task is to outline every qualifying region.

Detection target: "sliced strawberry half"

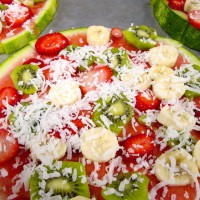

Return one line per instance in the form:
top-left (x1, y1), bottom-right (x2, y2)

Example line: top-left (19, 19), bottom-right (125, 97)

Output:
top-left (80, 65), bottom-right (113, 94)
top-left (135, 90), bottom-right (161, 111)
top-left (0, 87), bottom-right (21, 116)
top-left (23, 58), bottom-right (45, 68)
top-left (188, 10), bottom-right (200, 30)
top-left (111, 27), bottom-right (123, 39)
top-left (0, 129), bottom-right (19, 163)
top-left (35, 32), bottom-right (69, 56)
top-left (168, 0), bottom-right (185, 11)
top-left (5, 4), bottom-right (33, 28)
top-left (0, 0), bottom-right (13, 4)
top-left (71, 109), bottom-right (93, 129)
top-left (122, 134), bottom-right (154, 159)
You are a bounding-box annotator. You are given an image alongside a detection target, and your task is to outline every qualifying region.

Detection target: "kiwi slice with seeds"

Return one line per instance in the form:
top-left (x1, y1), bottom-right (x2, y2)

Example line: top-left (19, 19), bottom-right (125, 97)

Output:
top-left (102, 172), bottom-right (149, 200)
top-left (92, 95), bottom-right (134, 134)
top-left (11, 64), bottom-right (39, 94)
top-left (102, 48), bottom-right (131, 70)
top-left (29, 161), bottom-right (90, 200)
top-left (123, 25), bottom-right (157, 50)
top-left (65, 44), bottom-right (80, 53)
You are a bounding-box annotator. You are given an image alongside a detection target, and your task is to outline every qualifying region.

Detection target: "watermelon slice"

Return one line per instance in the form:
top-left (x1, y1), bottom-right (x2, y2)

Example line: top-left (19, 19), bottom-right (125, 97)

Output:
top-left (151, 0), bottom-right (200, 51)
top-left (0, 0), bottom-right (58, 54)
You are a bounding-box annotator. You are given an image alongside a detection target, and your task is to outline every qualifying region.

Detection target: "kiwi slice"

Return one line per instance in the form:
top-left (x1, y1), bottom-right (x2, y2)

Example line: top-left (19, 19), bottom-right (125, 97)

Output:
top-left (123, 25), bottom-right (157, 50)
top-left (102, 172), bottom-right (149, 200)
top-left (177, 64), bottom-right (200, 98)
top-left (11, 64), bottom-right (39, 94)
top-left (103, 48), bottom-right (131, 70)
top-left (92, 95), bottom-right (134, 134)
top-left (65, 44), bottom-right (80, 53)
top-left (0, 4), bottom-right (7, 10)
top-left (29, 161), bottom-right (90, 200)
top-left (104, 48), bottom-right (131, 70)
top-left (78, 54), bottom-right (97, 72)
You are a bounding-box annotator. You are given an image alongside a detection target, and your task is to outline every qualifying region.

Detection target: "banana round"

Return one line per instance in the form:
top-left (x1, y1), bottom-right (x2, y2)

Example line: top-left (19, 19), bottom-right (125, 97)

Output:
top-left (152, 75), bottom-right (185, 101)
top-left (47, 80), bottom-right (81, 106)
top-left (154, 149), bottom-right (199, 186)
top-left (148, 45), bottom-right (178, 68)
top-left (81, 127), bottom-right (119, 162)
top-left (28, 136), bottom-right (68, 164)
top-left (18, 0), bottom-right (34, 7)
top-left (149, 65), bottom-right (174, 80)
top-left (87, 26), bottom-right (111, 46)
top-left (0, 21), bottom-right (2, 34)
top-left (157, 105), bottom-right (196, 131)
top-left (120, 70), bottom-right (152, 90)
top-left (193, 140), bottom-right (200, 170)
top-left (184, 0), bottom-right (200, 12)
top-left (70, 196), bottom-right (91, 200)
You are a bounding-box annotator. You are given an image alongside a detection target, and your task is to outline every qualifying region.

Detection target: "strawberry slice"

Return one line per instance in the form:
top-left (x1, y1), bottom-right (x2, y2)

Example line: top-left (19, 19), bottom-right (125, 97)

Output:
top-left (135, 90), bottom-right (161, 111)
top-left (0, 0), bottom-right (13, 4)
top-left (193, 97), bottom-right (200, 119)
top-left (5, 4), bottom-right (33, 28)
top-left (0, 87), bottom-right (21, 116)
top-left (71, 109), bottom-right (93, 129)
top-left (188, 10), bottom-right (200, 30)
top-left (35, 32), bottom-right (69, 56)
top-left (0, 129), bottom-right (19, 163)
top-left (111, 27), bottom-right (123, 39)
top-left (168, 0), bottom-right (185, 11)
top-left (80, 66), bottom-right (113, 94)
top-left (123, 134), bottom-right (154, 158)
top-left (23, 58), bottom-right (45, 68)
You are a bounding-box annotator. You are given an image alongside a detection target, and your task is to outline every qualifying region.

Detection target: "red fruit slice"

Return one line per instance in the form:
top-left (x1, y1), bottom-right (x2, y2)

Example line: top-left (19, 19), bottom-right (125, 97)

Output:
top-left (111, 27), bottom-right (123, 39)
top-left (80, 66), bottom-right (113, 94)
top-left (71, 109), bottom-right (93, 129)
top-left (35, 32), bottom-right (69, 56)
top-left (188, 10), bottom-right (200, 30)
top-left (0, 87), bottom-right (21, 112)
top-left (135, 90), bottom-right (161, 111)
top-left (0, 0), bottom-right (13, 4)
top-left (168, 0), bottom-right (185, 11)
top-left (23, 58), bottom-right (45, 68)
top-left (0, 129), bottom-right (19, 163)
top-left (123, 134), bottom-right (154, 157)
top-left (5, 4), bottom-right (33, 28)
top-left (193, 97), bottom-right (200, 118)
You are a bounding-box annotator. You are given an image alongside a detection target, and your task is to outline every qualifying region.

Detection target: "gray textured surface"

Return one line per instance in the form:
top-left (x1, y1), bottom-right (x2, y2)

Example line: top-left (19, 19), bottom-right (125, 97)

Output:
top-left (0, 0), bottom-right (199, 63)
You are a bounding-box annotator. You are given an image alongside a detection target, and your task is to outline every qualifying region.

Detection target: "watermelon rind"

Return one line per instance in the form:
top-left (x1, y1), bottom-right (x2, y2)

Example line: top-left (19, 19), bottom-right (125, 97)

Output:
top-left (0, 0), bottom-right (58, 55)
top-left (152, 0), bottom-right (200, 51)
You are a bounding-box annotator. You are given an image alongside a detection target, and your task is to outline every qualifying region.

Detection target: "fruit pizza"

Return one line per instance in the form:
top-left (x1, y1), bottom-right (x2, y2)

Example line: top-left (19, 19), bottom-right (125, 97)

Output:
top-left (151, 0), bottom-right (200, 51)
top-left (0, 0), bottom-right (58, 54)
top-left (0, 24), bottom-right (199, 200)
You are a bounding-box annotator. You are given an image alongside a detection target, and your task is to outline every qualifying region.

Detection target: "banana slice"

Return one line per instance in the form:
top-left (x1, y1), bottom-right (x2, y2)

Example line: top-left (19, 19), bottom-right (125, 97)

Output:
top-left (154, 149), bottom-right (199, 186)
top-left (81, 127), bottom-right (119, 162)
top-left (153, 75), bottom-right (185, 101)
top-left (148, 45), bottom-right (179, 68)
top-left (18, 0), bottom-right (34, 7)
top-left (70, 196), bottom-right (91, 200)
top-left (184, 0), bottom-right (200, 12)
top-left (149, 65), bottom-right (174, 80)
top-left (0, 21), bottom-right (2, 34)
top-left (120, 69), bottom-right (152, 90)
top-left (28, 136), bottom-right (68, 164)
top-left (87, 26), bottom-right (111, 46)
top-left (47, 80), bottom-right (81, 106)
top-left (193, 140), bottom-right (200, 170)
top-left (157, 105), bottom-right (196, 131)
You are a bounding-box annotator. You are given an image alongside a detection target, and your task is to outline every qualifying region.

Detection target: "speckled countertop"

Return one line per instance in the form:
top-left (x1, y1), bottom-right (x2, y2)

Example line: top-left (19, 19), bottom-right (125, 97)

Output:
top-left (0, 0), bottom-right (199, 63)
